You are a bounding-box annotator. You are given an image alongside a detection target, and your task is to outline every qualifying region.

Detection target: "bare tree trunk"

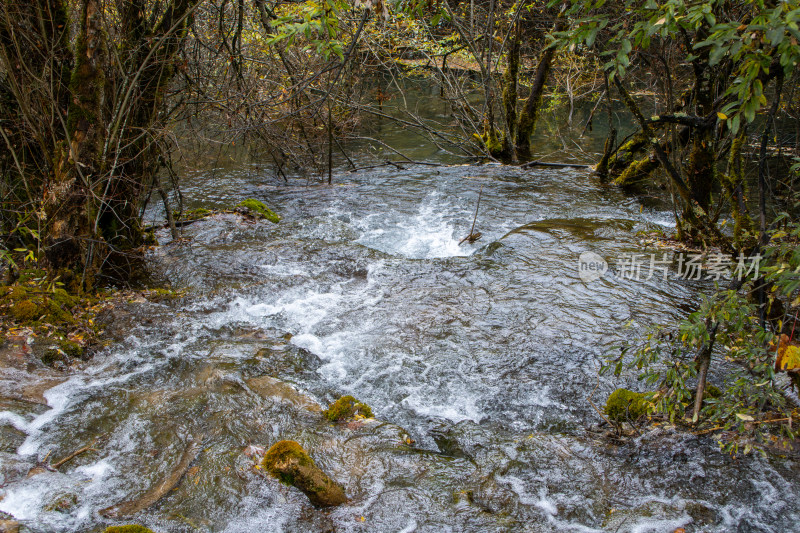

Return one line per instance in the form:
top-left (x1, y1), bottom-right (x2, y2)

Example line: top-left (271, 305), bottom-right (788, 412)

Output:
top-left (692, 320), bottom-right (718, 423)
top-left (514, 9), bottom-right (566, 161)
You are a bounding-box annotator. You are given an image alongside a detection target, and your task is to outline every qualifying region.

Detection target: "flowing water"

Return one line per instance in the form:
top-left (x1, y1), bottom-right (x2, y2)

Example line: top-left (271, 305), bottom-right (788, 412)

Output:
top-left (1, 92), bottom-right (800, 532)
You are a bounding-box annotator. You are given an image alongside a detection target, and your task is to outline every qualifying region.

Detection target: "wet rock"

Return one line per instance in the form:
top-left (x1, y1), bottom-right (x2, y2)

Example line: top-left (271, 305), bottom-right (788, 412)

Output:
top-left (261, 440), bottom-right (347, 507)
top-left (323, 395), bottom-right (373, 422)
top-left (246, 376), bottom-right (322, 413)
top-left (0, 339), bottom-right (67, 404)
top-left (0, 520), bottom-right (20, 533)
top-left (198, 367), bottom-right (245, 393)
top-left (0, 425), bottom-right (26, 453)
top-left (94, 305), bottom-right (136, 342)
top-left (44, 492), bottom-right (78, 513)
top-left (41, 340), bottom-right (84, 369)
top-left (605, 389), bottom-right (649, 422)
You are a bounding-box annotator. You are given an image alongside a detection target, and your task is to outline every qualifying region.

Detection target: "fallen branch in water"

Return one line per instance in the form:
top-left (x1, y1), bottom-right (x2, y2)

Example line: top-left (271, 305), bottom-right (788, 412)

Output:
top-left (520, 160), bottom-right (591, 169)
top-left (459, 185), bottom-right (483, 245)
top-left (100, 434), bottom-right (203, 518)
top-left (52, 434), bottom-right (108, 469)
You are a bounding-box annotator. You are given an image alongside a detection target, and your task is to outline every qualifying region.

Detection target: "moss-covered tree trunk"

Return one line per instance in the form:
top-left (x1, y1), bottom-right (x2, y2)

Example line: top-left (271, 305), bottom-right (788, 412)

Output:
top-left (43, 0), bottom-right (108, 288)
top-left (685, 31), bottom-right (716, 222)
top-left (514, 12), bottom-right (565, 161)
top-left (6, 0), bottom-right (197, 289)
top-left (94, 0), bottom-right (195, 281)
top-left (722, 129), bottom-right (753, 248)
top-left (500, 22), bottom-right (520, 161)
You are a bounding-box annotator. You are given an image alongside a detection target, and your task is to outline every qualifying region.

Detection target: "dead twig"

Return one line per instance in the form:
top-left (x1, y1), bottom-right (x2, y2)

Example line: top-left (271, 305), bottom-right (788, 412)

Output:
top-left (459, 185), bottom-right (483, 245)
top-left (51, 434), bottom-right (108, 469)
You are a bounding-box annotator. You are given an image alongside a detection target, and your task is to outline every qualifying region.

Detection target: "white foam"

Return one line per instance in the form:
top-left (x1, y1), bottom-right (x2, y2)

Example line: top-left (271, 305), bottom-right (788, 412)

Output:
top-left (398, 520), bottom-right (418, 533)
top-left (17, 376), bottom-right (82, 456)
top-left (75, 459), bottom-right (113, 480)
top-left (0, 411), bottom-right (32, 432)
top-left (355, 193), bottom-right (471, 259)
top-left (402, 392), bottom-right (484, 423)
top-left (0, 475), bottom-right (51, 519)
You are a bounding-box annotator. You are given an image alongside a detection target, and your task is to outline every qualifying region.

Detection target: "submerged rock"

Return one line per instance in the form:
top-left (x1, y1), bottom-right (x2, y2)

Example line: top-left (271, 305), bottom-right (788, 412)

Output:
top-left (246, 376), bottom-right (322, 413)
top-left (261, 440), bottom-right (347, 507)
top-left (0, 520), bottom-right (19, 533)
top-left (605, 388), bottom-right (649, 422)
top-left (323, 395), bottom-right (373, 422)
top-left (104, 526), bottom-right (157, 533)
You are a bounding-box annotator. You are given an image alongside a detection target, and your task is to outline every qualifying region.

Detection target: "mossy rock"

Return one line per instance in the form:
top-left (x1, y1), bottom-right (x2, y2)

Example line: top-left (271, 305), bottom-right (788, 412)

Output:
top-left (104, 526), bottom-right (157, 533)
top-left (236, 199), bottom-right (280, 223)
top-left (605, 388), bottom-right (649, 422)
top-left (42, 340), bottom-right (84, 367)
top-left (51, 288), bottom-right (75, 308)
top-left (261, 440), bottom-right (346, 507)
top-left (323, 395), bottom-right (373, 422)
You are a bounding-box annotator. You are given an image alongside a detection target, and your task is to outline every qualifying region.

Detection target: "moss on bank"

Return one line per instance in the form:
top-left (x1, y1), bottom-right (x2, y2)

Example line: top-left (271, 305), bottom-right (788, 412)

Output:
top-left (1, 283), bottom-right (76, 325)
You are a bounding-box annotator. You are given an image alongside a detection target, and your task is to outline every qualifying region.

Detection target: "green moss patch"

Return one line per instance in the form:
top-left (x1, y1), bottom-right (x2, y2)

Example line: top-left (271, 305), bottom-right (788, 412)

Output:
top-left (1, 284), bottom-right (76, 326)
top-left (175, 208), bottom-right (212, 221)
top-left (236, 199), bottom-right (280, 223)
top-left (605, 388), bottom-right (649, 422)
top-left (323, 395), bottom-right (373, 422)
top-left (261, 440), bottom-right (312, 485)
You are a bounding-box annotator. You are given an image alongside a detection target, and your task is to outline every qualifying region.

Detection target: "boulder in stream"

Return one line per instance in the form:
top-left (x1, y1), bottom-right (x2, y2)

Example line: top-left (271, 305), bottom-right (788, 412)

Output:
top-left (261, 440), bottom-right (347, 507)
top-left (322, 395), bottom-right (373, 422)
top-left (0, 520), bottom-right (19, 533)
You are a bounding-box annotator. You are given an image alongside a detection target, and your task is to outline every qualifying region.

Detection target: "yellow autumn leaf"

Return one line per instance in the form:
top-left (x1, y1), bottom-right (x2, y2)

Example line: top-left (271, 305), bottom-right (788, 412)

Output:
top-left (778, 344), bottom-right (800, 371)
top-left (736, 413), bottom-right (754, 421)
top-left (717, 112), bottom-right (728, 120)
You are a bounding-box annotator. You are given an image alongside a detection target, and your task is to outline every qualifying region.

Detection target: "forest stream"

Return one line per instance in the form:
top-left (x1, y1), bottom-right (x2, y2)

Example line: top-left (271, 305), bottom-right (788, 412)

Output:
top-left (1, 157), bottom-right (799, 532)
